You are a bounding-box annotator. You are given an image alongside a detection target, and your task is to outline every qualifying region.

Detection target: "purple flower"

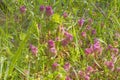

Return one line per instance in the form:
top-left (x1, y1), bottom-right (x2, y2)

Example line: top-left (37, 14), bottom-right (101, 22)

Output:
top-left (49, 47), bottom-right (57, 56)
top-left (85, 46), bottom-right (93, 55)
top-left (61, 38), bottom-right (68, 46)
top-left (40, 5), bottom-right (45, 12)
top-left (65, 76), bottom-right (71, 80)
top-left (92, 29), bottom-right (96, 35)
top-left (93, 40), bottom-right (101, 50)
top-left (105, 61), bottom-right (114, 71)
top-left (116, 67), bottom-right (120, 72)
top-left (63, 12), bottom-right (68, 18)
top-left (84, 75), bottom-right (90, 80)
top-left (107, 44), bottom-right (113, 50)
top-left (48, 40), bottom-right (55, 48)
top-left (52, 62), bottom-right (58, 70)
top-left (81, 31), bottom-right (86, 38)
top-left (112, 48), bottom-right (119, 54)
top-left (64, 62), bottom-right (70, 71)
top-left (78, 18), bottom-right (84, 27)
top-left (45, 6), bottom-right (54, 16)
top-left (78, 70), bottom-right (84, 77)
top-left (86, 25), bottom-right (91, 30)
top-left (64, 32), bottom-right (73, 41)
top-left (20, 5), bottom-right (26, 13)
top-left (86, 66), bottom-right (94, 73)
top-left (29, 44), bottom-right (38, 56)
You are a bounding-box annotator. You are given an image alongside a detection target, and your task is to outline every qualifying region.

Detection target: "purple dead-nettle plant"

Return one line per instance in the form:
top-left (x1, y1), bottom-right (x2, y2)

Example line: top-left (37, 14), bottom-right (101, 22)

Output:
top-left (78, 18), bottom-right (85, 27)
top-left (45, 6), bottom-right (54, 16)
top-left (29, 44), bottom-right (38, 56)
top-left (65, 76), bottom-right (72, 80)
top-left (20, 5), bottom-right (27, 13)
top-left (40, 5), bottom-right (45, 12)
top-left (81, 31), bottom-right (87, 38)
top-left (104, 60), bottom-right (114, 71)
top-left (52, 62), bottom-right (59, 70)
top-left (63, 12), bottom-right (68, 18)
top-left (48, 40), bottom-right (57, 57)
top-left (64, 62), bottom-right (71, 71)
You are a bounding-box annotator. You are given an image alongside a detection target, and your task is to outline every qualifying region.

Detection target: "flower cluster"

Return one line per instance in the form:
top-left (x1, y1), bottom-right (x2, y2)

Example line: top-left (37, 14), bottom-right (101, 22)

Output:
top-left (48, 40), bottom-right (57, 57)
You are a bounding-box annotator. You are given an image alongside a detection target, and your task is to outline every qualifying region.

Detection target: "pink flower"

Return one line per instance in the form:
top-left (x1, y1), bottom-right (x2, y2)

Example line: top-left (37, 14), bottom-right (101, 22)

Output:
top-left (64, 62), bottom-right (70, 71)
top-left (92, 29), bottom-right (96, 35)
top-left (93, 41), bottom-right (100, 50)
top-left (81, 31), bottom-right (86, 38)
top-left (116, 67), bottom-right (120, 72)
top-left (107, 44), bottom-right (113, 50)
top-left (64, 32), bottom-right (73, 41)
top-left (86, 66), bottom-right (94, 73)
top-left (61, 38), bottom-right (69, 46)
top-left (40, 5), bottom-right (45, 12)
top-left (48, 40), bottom-right (55, 48)
top-left (78, 70), bottom-right (84, 77)
top-left (65, 76), bottom-right (72, 80)
top-left (49, 47), bottom-right (57, 56)
top-left (61, 32), bottom-right (73, 46)
top-left (20, 5), bottom-right (26, 13)
top-left (78, 18), bottom-right (84, 27)
top-left (85, 48), bottom-right (93, 55)
top-left (84, 75), bottom-right (90, 80)
top-left (45, 6), bottom-right (53, 16)
top-left (112, 48), bottom-right (119, 54)
top-left (52, 62), bottom-right (58, 70)
top-left (86, 25), bottom-right (91, 30)
top-left (63, 12), bottom-right (68, 18)
top-left (29, 44), bottom-right (38, 56)
top-left (105, 61), bottom-right (114, 71)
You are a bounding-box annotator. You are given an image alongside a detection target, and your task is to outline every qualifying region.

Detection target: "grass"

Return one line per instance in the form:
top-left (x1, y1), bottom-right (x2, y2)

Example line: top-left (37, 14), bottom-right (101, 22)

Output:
top-left (0, 0), bottom-right (120, 80)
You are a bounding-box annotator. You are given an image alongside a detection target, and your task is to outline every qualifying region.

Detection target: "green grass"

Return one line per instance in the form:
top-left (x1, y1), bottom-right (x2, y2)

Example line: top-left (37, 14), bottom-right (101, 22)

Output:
top-left (0, 0), bottom-right (120, 80)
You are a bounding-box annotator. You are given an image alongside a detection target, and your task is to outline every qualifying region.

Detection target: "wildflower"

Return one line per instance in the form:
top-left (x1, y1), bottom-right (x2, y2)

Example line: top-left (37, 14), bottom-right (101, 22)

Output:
top-left (112, 48), bottom-right (119, 54)
top-left (78, 18), bottom-right (84, 27)
top-left (84, 75), bottom-right (90, 80)
top-left (64, 62), bottom-right (70, 71)
top-left (48, 40), bottom-right (55, 48)
top-left (86, 66), bottom-right (94, 73)
top-left (93, 40), bottom-right (102, 53)
top-left (52, 62), bottom-right (58, 70)
top-left (81, 31), bottom-right (86, 38)
top-left (63, 12), bottom-right (68, 18)
top-left (20, 5), bottom-right (26, 13)
top-left (91, 29), bottom-right (96, 35)
top-left (49, 47), bottom-right (57, 56)
top-left (85, 46), bottom-right (93, 55)
top-left (105, 61), bottom-right (114, 71)
top-left (107, 44), bottom-right (113, 50)
top-left (116, 67), bottom-right (120, 72)
top-left (61, 38), bottom-right (68, 46)
top-left (86, 25), bottom-right (91, 30)
top-left (78, 70), bottom-right (84, 77)
top-left (29, 44), bottom-right (38, 56)
top-left (45, 6), bottom-right (53, 16)
top-left (64, 32), bottom-right (73, 41)
top-left (40, 5), bottom-right (45, 12)
top-left (65, 76), bottom-right (71, 80)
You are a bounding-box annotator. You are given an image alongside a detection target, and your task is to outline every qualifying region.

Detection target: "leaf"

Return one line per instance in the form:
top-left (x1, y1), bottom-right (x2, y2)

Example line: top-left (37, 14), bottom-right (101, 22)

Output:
top-left (19, 33), bottom-right (26, 41)
top-left (51, 13), bottom-right (64, 24)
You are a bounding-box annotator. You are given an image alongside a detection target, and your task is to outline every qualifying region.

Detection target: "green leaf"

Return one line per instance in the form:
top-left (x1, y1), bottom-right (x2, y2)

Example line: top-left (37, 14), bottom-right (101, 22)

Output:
top-left (51, 13), bottom-right (64, 24)
top-left (19, 33), bottom-right (26, 41)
